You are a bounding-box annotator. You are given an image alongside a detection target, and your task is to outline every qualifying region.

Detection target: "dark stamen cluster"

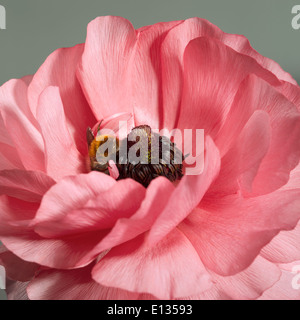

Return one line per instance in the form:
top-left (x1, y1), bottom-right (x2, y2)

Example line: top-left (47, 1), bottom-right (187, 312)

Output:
top-left (87, 125), bottom-right (184, 188)
top-left (115, 125), bottom-right (184, 187)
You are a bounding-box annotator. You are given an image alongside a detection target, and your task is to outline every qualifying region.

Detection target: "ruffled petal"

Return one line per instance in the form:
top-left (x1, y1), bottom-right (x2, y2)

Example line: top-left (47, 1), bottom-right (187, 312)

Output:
top-left (216, 74), bottom-right (300, 195)
top-left (260, 221), bottom-right (300, 264)
top-left (0, 143), bottom-right (24, 170)
top-left (259, 262), bottom-right (300, 300)
top-left (0, 170), bottom-right (55, 202)
top-left (33, 172), bottom-right (146, 238)
top-left (28, 44), bottom-right (96, 155)
top-left (178, 36), bottom-right (278, 139)
top-left (188, 256), bottom-right (280, 300)
top-left (130, 20), bottom-right (183, 128)
top-left (0, 196), bottom-right (39, 235)
top-left (147, 136), bottom-right (220, 245)
top-left (78, 17), bottom-right (182, 129)
top-left (160, 17), bottom-right (296, 130)
top-left (6, 280), bottom-right (29, 300)
top-left (0, 172), bottom-right (145, 269)
top-left (0, 229), bottom-right (107, 270)
top-left (0, 80), bottom-right (45, 171)
top-left (211, 110), bottom-right (271, 195)
top-left (27, 264), bottom-right (140, 300)
top-left (179, 189), bottom-right (300, 276)
top-left (90, 177), bottom-right (175, 253)
top-left (92, 229), bottom-right (212, 299)
top-left (0, 246), bottom-right (38, 282)
top-left (77, 16), bottom-right (137, 119)
top-left (36, 86), bottom-right (85, 180)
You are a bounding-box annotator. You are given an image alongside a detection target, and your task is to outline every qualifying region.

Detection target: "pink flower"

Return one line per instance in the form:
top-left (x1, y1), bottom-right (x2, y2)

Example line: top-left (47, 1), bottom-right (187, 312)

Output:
top-left (1, 16), bottom-right (300, 300)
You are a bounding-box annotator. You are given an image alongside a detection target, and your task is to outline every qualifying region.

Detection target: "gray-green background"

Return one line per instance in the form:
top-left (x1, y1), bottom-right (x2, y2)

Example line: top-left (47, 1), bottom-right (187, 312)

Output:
top-left (0, 0), bottom-right (299, 300)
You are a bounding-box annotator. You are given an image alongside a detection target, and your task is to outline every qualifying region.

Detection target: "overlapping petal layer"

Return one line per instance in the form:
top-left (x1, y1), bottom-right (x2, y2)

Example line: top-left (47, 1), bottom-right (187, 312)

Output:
top-left (0, 16), bottom-right (300, 300)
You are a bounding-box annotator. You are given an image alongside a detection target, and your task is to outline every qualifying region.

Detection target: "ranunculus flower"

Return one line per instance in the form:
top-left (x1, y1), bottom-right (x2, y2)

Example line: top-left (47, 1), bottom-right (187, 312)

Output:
top-left (1, 16), bottom-right (300, 300)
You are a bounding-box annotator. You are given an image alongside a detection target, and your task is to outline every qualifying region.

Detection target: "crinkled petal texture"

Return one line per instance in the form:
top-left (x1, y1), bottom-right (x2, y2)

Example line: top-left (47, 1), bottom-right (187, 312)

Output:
top-left (0, 16), bottom-right (300, 300)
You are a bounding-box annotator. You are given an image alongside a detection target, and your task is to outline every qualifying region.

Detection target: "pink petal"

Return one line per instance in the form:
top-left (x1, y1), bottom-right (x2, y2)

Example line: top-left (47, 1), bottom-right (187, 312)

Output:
top-left (108, 160), bottom-right (119, 179)
top-left (92, 229), bottom-right (212, 299)
top-left (27, 264), bottom-right (140, 300)
top-left (217, 74), bottom-right (300, 195)
top-left (92, 112), bottom-right (135, 140)
top-left (281, 164), bottom-right (300, 191)
top-left (90, 177), bottom-right (175, 253)
top-left (147, 136), bottom-right (220, 245)
top-left (178, 37), bottom-right (279, 139)
top-left (0, 172), bottom-right (146, 270)
top-left (130, 20), bottom-right (183, 129)
top-left (36, 86), bottom-right (86, 180)
top-left (0, 80), bottom-right (45, 171)
top-left (260, 221), bottom-right (300, 264)
top-left (160, 17), bottom-right (296, 130)
top-left (6, 280), bottom-right (29, 300)
top-left (0, 112), bottom-right (14, 146)
top-left (0, 224), bottom-right (110, 269)
top-left (276, 81), bottom-right (300, 111)
top-left (0, 246), bottom-right (38, 282)
top-left (78, 17), bottom-right (182, 129)
top-left (210, 110), bottom-right (271, 195)
top-left (0, 143), bottom-right (24, 170)
top-left (21, 75), bottom-right (33, 86)
top-left (32, 172), bottom-right (146, 238)
top-left (0, 196), bottom-right (39, 235)
top-left (0, 169), bottom-right (55, 202)
top-left (0, 112), bottom-right (24, 169)
top-left (77, 16), bottom-right (137, 119)
top-left (259, 261), bottom-right (300, 300)
top-left (179, 189), bottom-right (300, 276)
top-left (189, 256), bottom-right (280, 300)
top-left (28, 44), bottom-right (96, 155)
top-left (207, 256), bottom-right (281, 300)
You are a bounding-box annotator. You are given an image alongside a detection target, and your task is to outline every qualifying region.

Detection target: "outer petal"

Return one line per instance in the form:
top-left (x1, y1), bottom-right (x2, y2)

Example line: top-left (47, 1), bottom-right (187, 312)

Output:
top-left (276, 80), bottom-right (300, 111)
top-left (216, 75), bottom-right (300, 195)
top-left (160, 17), bottom-right (296, 130)
top-left (281, 163), bottom-right (300, 191)
top-left (77, 16), bottom-right (137, 119)
top-left (178, 37), bottom-right (278, 139)
top-left (32, 173), bottom-right (146, 238)
top-left (259, 262), bottom-right (300, 300)
top-left (0, 227), bottom-right (110, 270)
top-left (0, 170), bottom-right (55, 202)
top-left (1, 172), bottom-right (144, 269)
top-left (211, 110), bottom-right (271, 195)
top-left (189, 256), bottom-right (281, 300)
top-left (179, 189), bottom-right (300, 276)
top-left (92, 229), bottom-right (212, 300)
top-left (0, 143), bottom-right (24, 170)
top-left (6, 280), bottom-right (29, 300)
top-left (28, 44), bottom-right (96, 155)
top-left (0, 196), bottom-right (39, 235)
top-left (27, 264), bottom-right (140, 300)
top-left (89, 177), bottom-right (175, 253)
top-left (260, 221), bottom-right (300, 264)
top-left (147, 136), bottom-right (220, 245)
top-left (78, 17), bottom-right (182, 129)
top-left (130, 20), bottom-right (183, 129)
top-left (0, 246), bottom-right (38, 282)
top-left (206, 256), bottom-right (280, 300)
top-left (36, 86), bottom-right (85, 180)
top-left (0, 80), bottom-right (45, 171)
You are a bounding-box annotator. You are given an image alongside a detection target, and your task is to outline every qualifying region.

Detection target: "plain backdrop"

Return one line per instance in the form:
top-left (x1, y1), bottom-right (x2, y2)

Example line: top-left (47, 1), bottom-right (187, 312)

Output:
top-left (0, 0), bottom-right (299, 300)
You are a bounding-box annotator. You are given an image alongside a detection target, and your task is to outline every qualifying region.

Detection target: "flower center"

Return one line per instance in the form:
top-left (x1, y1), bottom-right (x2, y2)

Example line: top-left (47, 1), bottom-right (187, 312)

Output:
top-left (87, 125), bottom-right (184, 187)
